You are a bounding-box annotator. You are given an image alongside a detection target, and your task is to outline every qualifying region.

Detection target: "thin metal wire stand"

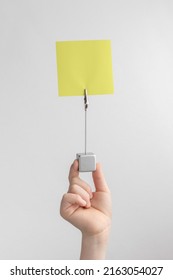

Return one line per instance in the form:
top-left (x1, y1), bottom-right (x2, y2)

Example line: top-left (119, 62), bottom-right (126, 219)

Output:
top-left (84, 89), bottom-right (89, 155)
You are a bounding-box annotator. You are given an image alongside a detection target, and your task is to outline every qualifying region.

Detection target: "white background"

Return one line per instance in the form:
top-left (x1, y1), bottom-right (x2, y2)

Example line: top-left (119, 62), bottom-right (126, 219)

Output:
top-left (0, 0), bottom-right (173, 259)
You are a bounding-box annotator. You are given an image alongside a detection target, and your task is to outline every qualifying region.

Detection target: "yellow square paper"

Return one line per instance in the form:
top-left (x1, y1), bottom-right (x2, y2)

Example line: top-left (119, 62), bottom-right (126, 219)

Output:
top-left (56, 40), bottom-right (114, 96)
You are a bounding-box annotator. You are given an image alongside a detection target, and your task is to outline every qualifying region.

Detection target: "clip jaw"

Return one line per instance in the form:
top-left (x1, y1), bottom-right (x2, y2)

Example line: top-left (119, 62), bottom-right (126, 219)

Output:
top-left (84, 88), bottom-right (89, 111)
top-left (76, 89), bottom-right (96, 172)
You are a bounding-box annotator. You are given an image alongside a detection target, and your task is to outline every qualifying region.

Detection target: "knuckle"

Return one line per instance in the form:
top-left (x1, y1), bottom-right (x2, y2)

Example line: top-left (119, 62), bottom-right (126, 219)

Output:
top-left (69, 183), bottom-right (78, 193)
top-left (85, 185), bottom-right (91, 193)
top-left (62, 193), bottom-right (68, 200)
top-left (75, 194), bottom-right (83, 204)
top-left (71, 177), bottom-right (78, 185)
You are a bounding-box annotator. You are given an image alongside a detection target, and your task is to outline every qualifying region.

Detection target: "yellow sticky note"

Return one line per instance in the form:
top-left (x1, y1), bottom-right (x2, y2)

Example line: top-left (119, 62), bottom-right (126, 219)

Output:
top-left (56, 40), bottom-right (114, 96)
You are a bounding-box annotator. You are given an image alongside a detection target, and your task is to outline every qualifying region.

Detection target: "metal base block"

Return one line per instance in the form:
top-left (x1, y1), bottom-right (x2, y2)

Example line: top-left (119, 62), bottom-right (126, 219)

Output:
top-left (76, 153), bottom-right (96, 172)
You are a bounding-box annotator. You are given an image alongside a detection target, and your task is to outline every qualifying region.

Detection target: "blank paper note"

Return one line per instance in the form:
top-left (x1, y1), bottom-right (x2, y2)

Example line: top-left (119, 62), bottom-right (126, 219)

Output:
top-left (56, 40), bottom-right (114, 96)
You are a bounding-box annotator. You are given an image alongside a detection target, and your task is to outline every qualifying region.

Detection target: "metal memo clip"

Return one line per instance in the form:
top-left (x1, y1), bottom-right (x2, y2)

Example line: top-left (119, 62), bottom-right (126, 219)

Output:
top-left (76, 89), bottom-right (96, 172)
top-left (84, 88), bottom-right (89, 111)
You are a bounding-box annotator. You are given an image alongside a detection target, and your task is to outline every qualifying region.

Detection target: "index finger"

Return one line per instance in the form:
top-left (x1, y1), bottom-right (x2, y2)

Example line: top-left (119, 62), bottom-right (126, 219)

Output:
top-left (68, 159), bottom-right (79, 183)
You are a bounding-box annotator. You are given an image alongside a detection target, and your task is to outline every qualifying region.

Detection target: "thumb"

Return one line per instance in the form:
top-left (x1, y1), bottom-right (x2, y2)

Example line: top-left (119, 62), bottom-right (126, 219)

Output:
top-left (92, 163), bottom-right (110, 193)
top-left (68, 159), bottom-right (79, 183)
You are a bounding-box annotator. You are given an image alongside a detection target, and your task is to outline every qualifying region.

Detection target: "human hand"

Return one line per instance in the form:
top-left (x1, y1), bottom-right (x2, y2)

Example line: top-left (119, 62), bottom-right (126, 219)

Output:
top-left (60, 160), bottom-right (112, 259)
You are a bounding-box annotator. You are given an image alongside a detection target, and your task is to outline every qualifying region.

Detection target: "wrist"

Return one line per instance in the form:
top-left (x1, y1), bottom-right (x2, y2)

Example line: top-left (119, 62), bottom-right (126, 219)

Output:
top-left (80, 228), bottom-right (111, 260)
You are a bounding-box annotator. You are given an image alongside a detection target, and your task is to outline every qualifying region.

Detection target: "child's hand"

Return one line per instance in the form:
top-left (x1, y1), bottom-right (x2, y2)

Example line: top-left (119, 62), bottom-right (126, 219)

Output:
top-left (60, 160), bottom-right (112, 259)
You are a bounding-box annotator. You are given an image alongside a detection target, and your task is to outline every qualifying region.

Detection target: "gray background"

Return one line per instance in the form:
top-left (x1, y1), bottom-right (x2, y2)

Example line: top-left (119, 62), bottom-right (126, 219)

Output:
top-left (0, 0), bottom-right (173, 259)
